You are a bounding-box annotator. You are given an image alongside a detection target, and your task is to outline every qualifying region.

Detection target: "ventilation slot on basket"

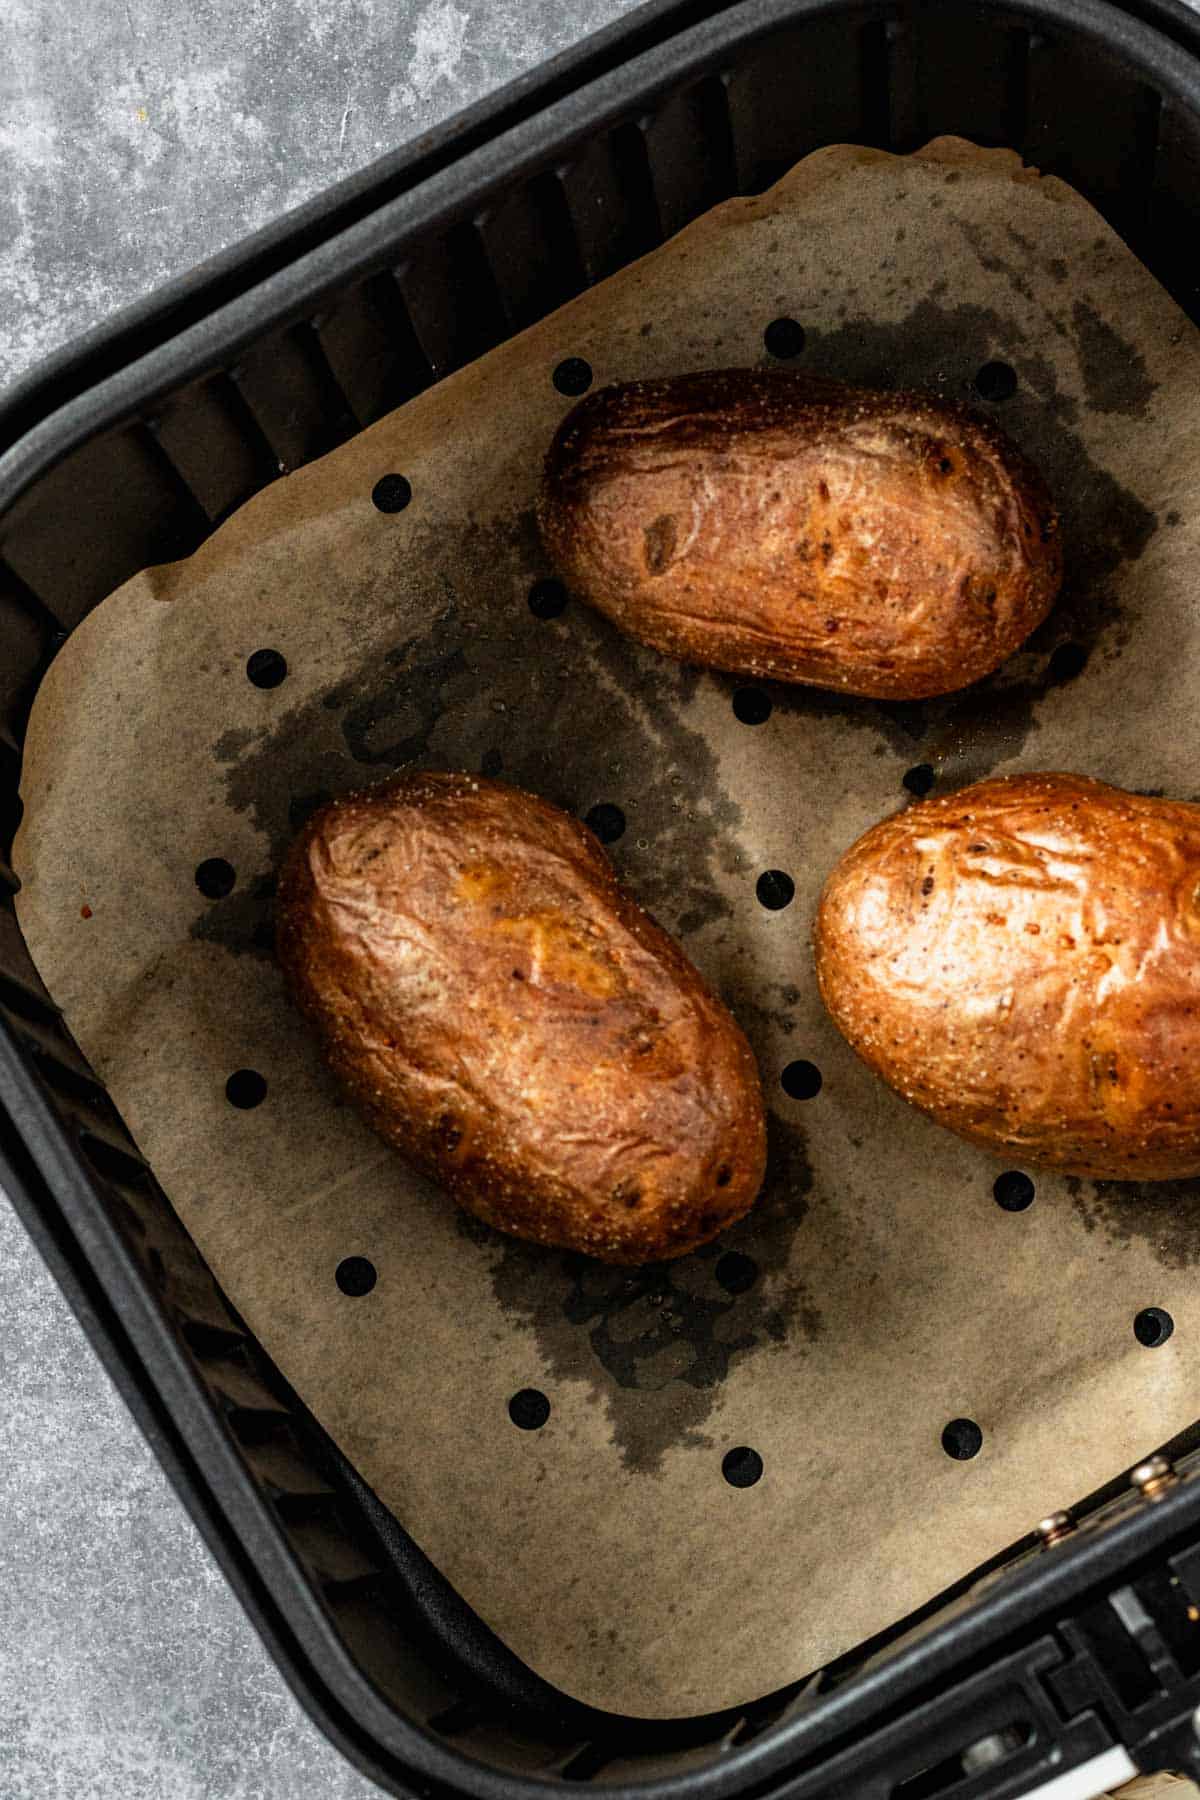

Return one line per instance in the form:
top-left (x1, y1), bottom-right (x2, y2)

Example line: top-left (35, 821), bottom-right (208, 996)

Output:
top-left (75, 1131), bottom-right (156, 1246)
top-left (729, 1683), bottom-right (806, 1747)
top-left (558, 1744), bottom-right (614, 1783)
top-left (397, 224), bottom-right (511, 377)
top-left (558, 124), bottom-right (662, 285)
top-left (1150, 98), bottom-right (1200, 316)
top-left (134, 423), bottom-right (214, 540)
top-left (95, 1183), bottom-right (149, 1248)
top-left (0, 739), bottom-right (23, 856)
top-left (316, 273), bottom-right (435, 428)
top-left (0, 887), bottom-right (57, 1011)
top-left (222, 1400), bottom-right (293, 1449)
top-left (181, 1316), bottom-right (250, 1361)
top-left (268, 1484), bottom-right (340, 1528)
top-left (859, 17), bottom-right (894, 150)
top-left (725, 18), bottom-right (894, 193)
top-left (318, 1568), bottom-right (383, 1608)
top-left (641, 78), bottom-right (736, 241)
top-left (0, 968), bottom-right (60, 1028)
top-left (1026, 39), bottom-right (1162, 249)
top-left (149, 373), bottom-right (282, 525)
top-left (0, 578), bottom-right (53, 751)
top-left (77, 1127), bottom-right (151, 1190)
top-left (894, 13), bottom-right (1031, 152)
top-left (476, 172), bottom-right (587, 332)
top-left (285, 1517), bottom-right (379, 1595)
top-left (428, 1700), bottom-right (485, 1739)
top-left (230, 323), bottom-right (358, 474)
top-left (240, 1436), bottom-right (340, 1508)
top-left (2, 428), bottom-right (213, 627)
top-left (24, 1039), bottom-right (113, 1113)
top-left (0, 557), bottom-right (65, 638)
top-left (7, 1015), bottom-right (90, 1065)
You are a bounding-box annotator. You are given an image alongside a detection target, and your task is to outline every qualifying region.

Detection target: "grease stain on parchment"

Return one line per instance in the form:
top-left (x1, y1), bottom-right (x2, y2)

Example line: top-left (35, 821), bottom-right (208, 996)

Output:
top-left (1067, 1175), bottom-right (1200, 1270)
top-left (191, 500), bottom-right (819, 1471)
top-left (193, 509), bottom-right (745, 960)
top-left (193, 261), bottom-right (1162, 1474)
top-left (458, 1110), bottom-right (820, 1474)
top-left (754, 294), bottom-right (1157, 786)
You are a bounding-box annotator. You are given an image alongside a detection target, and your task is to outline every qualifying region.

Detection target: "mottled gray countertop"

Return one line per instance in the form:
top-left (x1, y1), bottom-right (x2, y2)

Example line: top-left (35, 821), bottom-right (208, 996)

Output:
top-left (0, 4), bottom-right (630, 1794)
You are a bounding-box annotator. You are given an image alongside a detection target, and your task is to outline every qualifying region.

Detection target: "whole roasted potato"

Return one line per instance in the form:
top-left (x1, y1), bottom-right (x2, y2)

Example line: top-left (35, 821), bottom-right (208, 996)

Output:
top-left (278, 772), bottom-right (766, 1262)
top-left (539, 369), bottom-right (1060, 700)
top-left (815, 773), bottom-right (1200, 1179)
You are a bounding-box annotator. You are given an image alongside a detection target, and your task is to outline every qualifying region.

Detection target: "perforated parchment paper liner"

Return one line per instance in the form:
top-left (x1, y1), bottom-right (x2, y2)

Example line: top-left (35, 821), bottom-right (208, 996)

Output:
top-left (14, 138), bottom-right (1200, 1717)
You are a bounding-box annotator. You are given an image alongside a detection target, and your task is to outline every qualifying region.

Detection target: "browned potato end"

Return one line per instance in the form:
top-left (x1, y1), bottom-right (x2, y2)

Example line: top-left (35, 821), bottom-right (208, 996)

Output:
top-left (539, 369), bottom-right (1061, 700)
top-left (815, 773), bottom-right (1200, 1180)
top-left (278, 772), bottom-right (767, 1262)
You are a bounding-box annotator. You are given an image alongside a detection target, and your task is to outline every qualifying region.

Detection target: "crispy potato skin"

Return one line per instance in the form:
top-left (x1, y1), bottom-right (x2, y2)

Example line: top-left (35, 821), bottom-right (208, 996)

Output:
top-left (815, 774), bottom-right (1200, 1179)
top-left (539, 369), bottom-right (1061, 700)
top-left (277, 772), bottom-right (766, 1262)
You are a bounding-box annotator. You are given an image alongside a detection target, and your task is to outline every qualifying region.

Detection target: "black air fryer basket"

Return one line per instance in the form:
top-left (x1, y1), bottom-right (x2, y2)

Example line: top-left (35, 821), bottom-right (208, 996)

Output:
top-left (6, 2), bottom-right (1200, 1794)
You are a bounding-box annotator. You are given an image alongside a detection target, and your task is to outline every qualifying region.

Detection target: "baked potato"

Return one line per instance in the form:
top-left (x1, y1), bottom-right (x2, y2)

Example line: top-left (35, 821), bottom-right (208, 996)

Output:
top-left (278, 772), bottom-right (766, 1262)
top-left (539, 369), bottom-right (1061, 700)
top-left (815, 773), bottom-right (1200, 1179)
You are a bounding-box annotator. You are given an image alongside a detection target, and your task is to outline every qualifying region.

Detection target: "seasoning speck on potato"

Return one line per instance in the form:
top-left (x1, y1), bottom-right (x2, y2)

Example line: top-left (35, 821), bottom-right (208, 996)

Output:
top-left (815, 773), bottom-right (1200, 1179)
top-left (277, 772), bottom-right (767, 1262)
top-left (540, 368), bottom-right (1061, 700)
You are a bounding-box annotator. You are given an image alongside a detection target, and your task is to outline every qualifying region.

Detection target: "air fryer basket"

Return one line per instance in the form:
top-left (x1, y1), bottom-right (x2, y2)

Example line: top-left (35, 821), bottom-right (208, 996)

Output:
top-left (6, 1), bottom-right (1200, 1794)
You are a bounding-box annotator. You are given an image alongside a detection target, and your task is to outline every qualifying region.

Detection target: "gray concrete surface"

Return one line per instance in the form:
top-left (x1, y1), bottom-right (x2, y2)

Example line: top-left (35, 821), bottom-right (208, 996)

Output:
top-left (0, 4), bottom-right (632, 1794)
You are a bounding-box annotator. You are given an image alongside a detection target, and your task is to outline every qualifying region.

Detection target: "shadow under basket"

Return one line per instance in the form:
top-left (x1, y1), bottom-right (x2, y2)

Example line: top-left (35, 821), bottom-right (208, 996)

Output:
top-left (6, 0), bottom-right (1200, 1794)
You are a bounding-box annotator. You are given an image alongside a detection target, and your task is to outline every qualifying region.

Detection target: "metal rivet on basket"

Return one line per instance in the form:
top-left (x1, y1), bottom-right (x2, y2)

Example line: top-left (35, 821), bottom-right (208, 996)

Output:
top-left (1131, 1454), bottom-right (1179, 1500)
top-left (1036, 1511), bottom-right (1075, 1547)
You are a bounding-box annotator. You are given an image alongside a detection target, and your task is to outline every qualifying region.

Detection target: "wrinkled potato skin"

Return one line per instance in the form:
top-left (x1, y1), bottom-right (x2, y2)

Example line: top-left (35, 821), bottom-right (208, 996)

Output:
top-left (815, 774), bottom-right (1200, 1179)
top-left (539, 369), bottom-right (1061, 700)
top-left (278, 772), bottom-right (766, 1262)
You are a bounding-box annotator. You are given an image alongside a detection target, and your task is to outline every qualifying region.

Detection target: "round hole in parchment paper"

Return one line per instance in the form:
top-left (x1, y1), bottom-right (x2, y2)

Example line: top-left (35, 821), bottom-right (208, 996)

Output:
top-left (994, 1171), bottom-right (1035, 1212)
top-left (974, 361), bottom-right (1017, 402)
top-left (246, 648), bottom-right (288, 690)
top-left (509, 1388), bottom-right (551, 1430)
top-left (756, 869), bottom-right (795, 911)
top-left (732, 686), bottom-right (772, 725)
top-left (716, 1252), bottom-right (759, 1295)
top-left (903, 763), bottom-right (935, 798)
top-left (764, 317), bottom-right (806, 359)
top-left (528, 578), bottom-right (568, 620)
top-left (942, 1418), bottom-right (983, 1460)
top-left (1134, 1307), bottom-right (1175, 1348)
top-left (553, 357), bottom-right (593, 397)
top-left (722, 1446), bottom-right (764, 1487)
top-left (784, 1058), bottom-right (820, 1101)
top-left (371, 473), bottom-right (412, 513)
top-left (195, 857), bottom-right (236, 899)
top-left (225, 1069), bottom-right (267, 1110)
top-left (781, 1060), bottom-right (823, 1101)
top-left (585, 802), bottom-right (626, 845)
top-left (336, 1256), bottom-right (378, 1298)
